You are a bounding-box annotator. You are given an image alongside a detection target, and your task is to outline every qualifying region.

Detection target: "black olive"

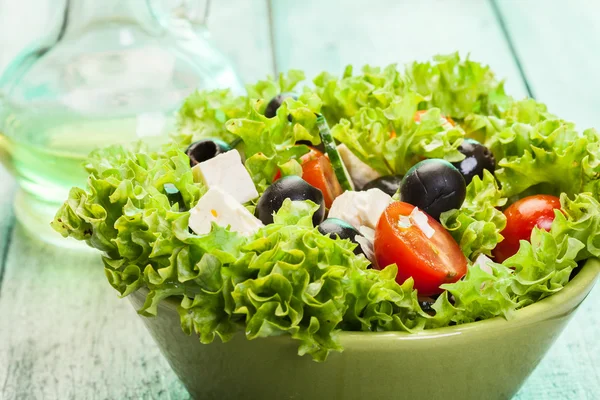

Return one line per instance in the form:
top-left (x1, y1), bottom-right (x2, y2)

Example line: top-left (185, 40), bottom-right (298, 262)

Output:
top-left (186, 139), bottom-right (231, 166)
top-left (264, 93), bottom-right (298, 119)
top-left (400, 159), bottom-right (466, 220)
top-left (296, 140), bottom-right (326, 153)
top-left (418, 296), bottom-right (437, 316)
top-left (362, 175), bottom-right (403, 196)
top-left (163, 183), bottom-right (185, 210)
top-left (256, 176), bottom-right (325, 226)
top-left (318, 218), bottom-right (364, 256)
top-left (451, 139), bottom-right (496, 185)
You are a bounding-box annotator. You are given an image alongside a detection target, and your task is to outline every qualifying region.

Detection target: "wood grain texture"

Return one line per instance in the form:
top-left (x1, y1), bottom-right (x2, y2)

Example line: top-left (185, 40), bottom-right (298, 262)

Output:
top-left (0, 226), bottom-right (190, 400)
top-left (270, 0), bottom-right (528, 98)
top-left (495, 0), bottom-right (600, 130)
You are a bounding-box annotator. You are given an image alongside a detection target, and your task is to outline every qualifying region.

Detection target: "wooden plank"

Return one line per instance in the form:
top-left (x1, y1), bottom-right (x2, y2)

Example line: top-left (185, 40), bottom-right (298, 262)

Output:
top-left (495, 0), bottom-right (600, 130)
top-left (496, 1), bottom-right (600, 398)
top-left (0, 226), bottom-right (190, 400)
top-left (270, 0), bottom-right (528, 98)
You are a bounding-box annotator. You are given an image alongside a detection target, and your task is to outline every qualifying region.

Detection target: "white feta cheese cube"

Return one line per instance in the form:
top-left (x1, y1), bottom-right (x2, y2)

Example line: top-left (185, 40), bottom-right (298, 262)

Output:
top-left (328, 189), bottom-right (392, 231)
top-left (188, 187), bottom-right (263, 236)
top-left (337, 144), bottom-right (381, 189)
top-left (192, 150), bottom-right (258, 204)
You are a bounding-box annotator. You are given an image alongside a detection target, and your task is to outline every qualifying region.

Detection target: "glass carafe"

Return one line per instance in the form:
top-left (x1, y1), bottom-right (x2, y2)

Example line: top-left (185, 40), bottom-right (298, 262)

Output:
top-left (0, 0), bottom-right (243, 245)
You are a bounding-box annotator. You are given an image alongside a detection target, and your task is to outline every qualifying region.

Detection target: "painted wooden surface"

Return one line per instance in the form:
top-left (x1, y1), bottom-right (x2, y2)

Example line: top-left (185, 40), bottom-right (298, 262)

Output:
top-left (270, 0), bottom-right (529, 98)
top-left (0, 0), bottom-right (598, 399)
top-left (496, 0), bottom-right (600, 131)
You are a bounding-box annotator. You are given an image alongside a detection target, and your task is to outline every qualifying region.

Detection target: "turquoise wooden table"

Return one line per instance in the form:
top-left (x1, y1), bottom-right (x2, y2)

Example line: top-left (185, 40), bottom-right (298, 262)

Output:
top-left (0, 0), bottom-right (598, 399)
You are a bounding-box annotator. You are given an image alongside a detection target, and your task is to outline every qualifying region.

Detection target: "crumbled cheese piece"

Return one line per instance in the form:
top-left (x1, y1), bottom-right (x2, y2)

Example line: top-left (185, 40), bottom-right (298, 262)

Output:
top-left (188, 187), bottom-right (263, 236)
top-left (410, 207), bottom-right (435, 239)
top-left (192, 149), bottom-right (258, 204)
top-left (398, 216), bottom-right (412, 229)
top-left (328, 189), bottom-right (392, 231)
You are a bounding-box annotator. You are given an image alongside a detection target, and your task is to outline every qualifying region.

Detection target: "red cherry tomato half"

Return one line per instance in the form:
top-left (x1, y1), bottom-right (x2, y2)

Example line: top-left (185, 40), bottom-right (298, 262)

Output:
top-left (374, 202), bottom-right (468, 296)
top-left (414, 110), bottom-right (455, 126)
top-left (301, 151), bottom-right (343, 208)
top-left (273, 148), bottom-right (342, 208)
top-left (493, 195), bottom-right (562, 263)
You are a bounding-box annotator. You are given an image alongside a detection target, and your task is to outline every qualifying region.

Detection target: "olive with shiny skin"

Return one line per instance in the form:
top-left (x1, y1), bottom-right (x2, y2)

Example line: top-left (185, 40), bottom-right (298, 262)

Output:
top-left (451, 139), bottom-right (496, 184)
top-left (264, 93), bottom-right (298, 118)
top-left (186, 138), bottom-right (231, 166)
top-left (400, 159), bottom-right (466, 220)
top-left (256, 176), bottom-right (325, 225)
top-left (318, 218), bottom-right (364, 256)
top-left (362, 175), bottom-right (403, 196)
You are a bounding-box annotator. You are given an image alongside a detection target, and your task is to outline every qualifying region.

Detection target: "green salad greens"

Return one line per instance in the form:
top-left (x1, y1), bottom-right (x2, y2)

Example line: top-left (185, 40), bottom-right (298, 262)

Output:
top-left (52, 53), bottom-right (600, 362)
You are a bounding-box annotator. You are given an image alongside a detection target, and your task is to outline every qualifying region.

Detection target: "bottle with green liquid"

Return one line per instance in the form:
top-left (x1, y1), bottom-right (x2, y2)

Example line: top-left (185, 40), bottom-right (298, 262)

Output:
top-left (0, 0), bottom-right (242, 246)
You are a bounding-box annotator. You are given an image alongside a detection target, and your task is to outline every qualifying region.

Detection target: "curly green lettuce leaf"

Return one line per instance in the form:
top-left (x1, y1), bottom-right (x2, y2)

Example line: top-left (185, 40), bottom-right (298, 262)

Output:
top-left (548, 193), bottom-right (600, 261)
top-left (313, 64), bottom-right (405, 123)
top-left (494, 122), bottom-right (600, 198)
top-left (178, 199), bottom-right (369, 361)
top-left (441, 170), bottom-right (507, 259)
top-left (226, 96), bottom-right (322, 192)
top-left (245, 70), bottom-right (305, 101)
top-left (405, 52), bottom-right (511, 119)
top-left (432, 193), bottom-right (600, 325)
top-left (505, 228), bottom-right (583, 307)
top-left (339, 265), bottom-right (427, 333)
top-left (463, 98), bottom-right (555, 144)
top-left (462, 98), bottom-right (600, 199)
top-left (176, 89), bottom-right (250, 145)
top-left (332, 106), bottom-right (465, 175)
top-left (434, 261), bottom-right (518, 325)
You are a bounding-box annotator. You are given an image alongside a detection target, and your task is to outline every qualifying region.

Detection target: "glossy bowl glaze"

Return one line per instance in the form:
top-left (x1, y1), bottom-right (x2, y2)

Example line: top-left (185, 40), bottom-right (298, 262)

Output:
top-left (129, 259), bottom-right (599, 400)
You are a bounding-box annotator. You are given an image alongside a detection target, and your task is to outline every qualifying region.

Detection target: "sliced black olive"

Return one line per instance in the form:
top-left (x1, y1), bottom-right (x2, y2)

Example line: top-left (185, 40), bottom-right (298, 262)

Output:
top-left (163, 183), bottom-right (185, 210)
top-left (400, 159), bottom-right (466, 220)
top-left (362, 175), bottom-right (403, 196)
top-left (318, 218), bottom-right (364, 256)
top-left (264, 93), bottom-right (298, 119)
top-left (256, 175), bottom-right (325, 226)
top-left (186, 138), bottom-right (231, 166)
top-left (451, 139), bottom-right (496, 184)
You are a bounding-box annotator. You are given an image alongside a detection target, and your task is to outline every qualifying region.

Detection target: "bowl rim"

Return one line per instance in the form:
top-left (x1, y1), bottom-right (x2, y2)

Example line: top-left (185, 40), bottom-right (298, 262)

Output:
top-left (147, 258), bottom-right (599, 343)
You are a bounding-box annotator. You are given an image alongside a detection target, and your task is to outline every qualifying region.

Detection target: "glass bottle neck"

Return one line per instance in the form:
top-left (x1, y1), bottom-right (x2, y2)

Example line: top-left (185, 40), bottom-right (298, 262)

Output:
top-left (60, 0), bottom-right (160, 39)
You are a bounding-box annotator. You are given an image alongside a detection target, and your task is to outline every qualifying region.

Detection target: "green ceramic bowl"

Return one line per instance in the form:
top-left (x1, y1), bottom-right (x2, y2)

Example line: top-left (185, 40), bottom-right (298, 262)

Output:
top-left (129, 259), bottom-right (599, 400)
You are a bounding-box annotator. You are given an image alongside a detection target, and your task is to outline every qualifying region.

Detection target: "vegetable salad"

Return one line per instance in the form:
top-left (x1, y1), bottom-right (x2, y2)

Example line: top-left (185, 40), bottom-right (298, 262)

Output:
top-left (52, 53), bottom-right (600, 361)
